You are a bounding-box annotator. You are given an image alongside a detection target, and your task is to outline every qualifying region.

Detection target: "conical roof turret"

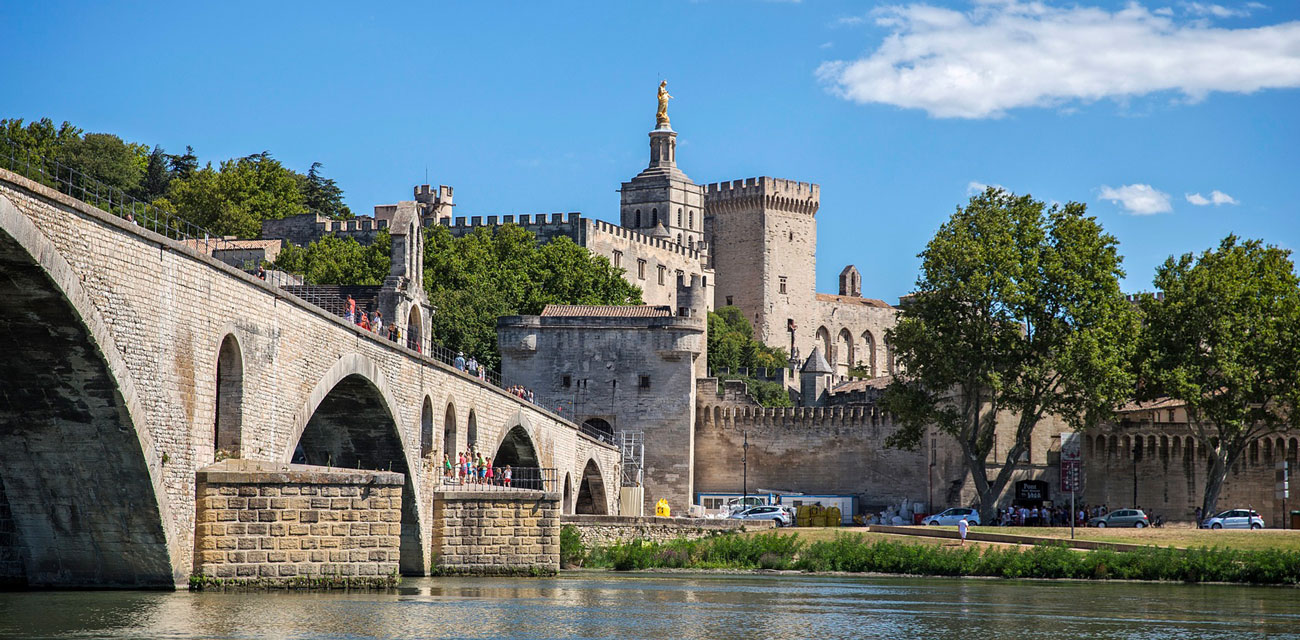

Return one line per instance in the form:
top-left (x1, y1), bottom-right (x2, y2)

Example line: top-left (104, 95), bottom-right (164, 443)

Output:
top-left (801, 345), bottom-right (833, 374)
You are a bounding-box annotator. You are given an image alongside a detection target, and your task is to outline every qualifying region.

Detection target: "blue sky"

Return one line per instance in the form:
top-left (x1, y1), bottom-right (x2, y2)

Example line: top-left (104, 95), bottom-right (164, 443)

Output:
top-left (3, 1), bottom-right (1298, 302)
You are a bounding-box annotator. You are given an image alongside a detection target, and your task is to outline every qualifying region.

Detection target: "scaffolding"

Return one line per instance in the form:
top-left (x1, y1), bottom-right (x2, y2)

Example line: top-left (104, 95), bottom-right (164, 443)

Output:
top-left (619, 431), bottom-right (644, 487)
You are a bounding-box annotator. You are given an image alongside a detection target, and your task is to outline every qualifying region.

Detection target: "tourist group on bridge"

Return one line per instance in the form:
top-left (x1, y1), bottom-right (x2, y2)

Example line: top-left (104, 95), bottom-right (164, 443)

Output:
top-left (443, 451), bottom-right (513, 487)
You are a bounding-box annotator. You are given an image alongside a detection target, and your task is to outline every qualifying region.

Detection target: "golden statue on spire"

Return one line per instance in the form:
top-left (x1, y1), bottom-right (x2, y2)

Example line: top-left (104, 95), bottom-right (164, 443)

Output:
top-left (656, 80), bottom-right (672, 127)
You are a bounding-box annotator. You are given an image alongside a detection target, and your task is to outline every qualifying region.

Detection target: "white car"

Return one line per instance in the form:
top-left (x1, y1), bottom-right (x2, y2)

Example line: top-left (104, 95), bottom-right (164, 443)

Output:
top-left (1202, 509), bottom-right (1265, 529)
top-left (922, 507), bottom-right (980, 526)
top-left (730, 505), bottom-right (792, 527)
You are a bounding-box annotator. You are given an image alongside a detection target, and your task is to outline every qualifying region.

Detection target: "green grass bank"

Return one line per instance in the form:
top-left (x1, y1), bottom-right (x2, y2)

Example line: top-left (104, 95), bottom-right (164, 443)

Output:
top-left (561, 526), bottom-right (1300, 585)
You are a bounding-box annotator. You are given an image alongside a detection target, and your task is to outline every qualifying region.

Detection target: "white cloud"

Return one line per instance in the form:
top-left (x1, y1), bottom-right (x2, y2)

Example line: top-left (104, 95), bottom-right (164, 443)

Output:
top-left (1186, 189), bottom-right (1239, 205)
top-left (1099, 184), bottom-right (1173, 215)
top-left (1183, 2), bottom-right (1264, 18)
top-left (816, 1), bottom-right (1300, 118)
top-left (967, 180), bottom-right (1005, 195)
top-left (819, 41), bottom-right (834, 49)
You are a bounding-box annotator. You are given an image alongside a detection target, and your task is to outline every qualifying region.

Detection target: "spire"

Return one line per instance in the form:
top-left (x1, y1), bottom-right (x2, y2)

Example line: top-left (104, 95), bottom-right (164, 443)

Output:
top-left (801, 345), bottom-right (833, 374)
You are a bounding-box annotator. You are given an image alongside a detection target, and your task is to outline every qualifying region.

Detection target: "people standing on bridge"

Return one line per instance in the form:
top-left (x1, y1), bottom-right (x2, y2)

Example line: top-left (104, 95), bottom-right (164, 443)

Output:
top-left (485, 458), bottom-right (494, 485)
top-left (503, 464), bottom-right (512, 487)
top-left (372, 311), bottom-right (383, 334)
top-left (454, 352), bottom-right (466, 371)
top-left (345, 295), bottom-right (356, 323)
top-left (359, 313), bottom-right (371, 331)
top-left (442, 453), bottom-right (452, 480)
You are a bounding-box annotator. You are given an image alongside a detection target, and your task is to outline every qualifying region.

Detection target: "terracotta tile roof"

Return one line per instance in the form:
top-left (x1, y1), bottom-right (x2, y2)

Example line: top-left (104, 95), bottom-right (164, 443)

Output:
top-left (832, 376), bottom-right (894, 393)
top-left (816, 293), bottom-right (894, 308)
top-left (1118, 397), bottom-right (1187, 413)
top-left (540, 304), bottom-right (674, 318)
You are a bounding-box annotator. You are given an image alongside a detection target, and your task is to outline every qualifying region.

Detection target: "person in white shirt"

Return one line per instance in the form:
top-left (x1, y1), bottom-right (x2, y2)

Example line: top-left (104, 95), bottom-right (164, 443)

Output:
top-left (958, 517), bottom-right (969, 545)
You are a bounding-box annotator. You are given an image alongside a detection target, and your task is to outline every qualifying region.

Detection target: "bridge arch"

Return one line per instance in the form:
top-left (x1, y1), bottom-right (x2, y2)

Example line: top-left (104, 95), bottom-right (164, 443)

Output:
top-left (493, 413), bottom-right (541, 489)
top-left (575, 459), bottom-right (608, 515)
top-left (214, 333), bottom-right (244, 459)
top-left (443, 400), bottom-right (458, 457)
top-left (0, 195), bottom-right (178, 586)
top-left (562, 472), bottom-right (573, 515)
top-left (287, 354), bottom-right (425, 575)
top-left (419, 395), bottom-right (434, 460)
top-left (467, 409), bottom-right (479, 451)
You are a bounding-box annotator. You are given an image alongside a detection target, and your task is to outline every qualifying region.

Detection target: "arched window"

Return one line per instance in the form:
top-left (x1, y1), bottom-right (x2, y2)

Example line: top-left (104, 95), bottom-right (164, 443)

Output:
top-left (689, 211), bottom-right (694, 229)
top-left (688, 237), bottom-right (694, 250)
top-left (676, 233), bottom-right (682, 245)
top-left (443, 403), bottom-right (457, 456)
top-left (420, 397), bottom-right (434, 459)
top-left (467, 410), bottom-right (478, 451)
top-left (677, 208), bottom-right (682, 226)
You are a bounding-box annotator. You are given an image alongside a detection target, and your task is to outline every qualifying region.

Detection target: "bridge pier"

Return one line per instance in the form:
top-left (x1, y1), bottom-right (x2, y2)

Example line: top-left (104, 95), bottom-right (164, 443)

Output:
top-left (429, 490), bottom-right (560, 576)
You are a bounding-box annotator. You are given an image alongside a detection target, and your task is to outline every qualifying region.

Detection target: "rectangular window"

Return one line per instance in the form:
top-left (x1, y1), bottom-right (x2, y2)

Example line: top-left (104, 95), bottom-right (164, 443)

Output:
top-left (562, 375), bottom-right (571, 388)
top-left (612, 250), bottom-right (622, 268)
top-left (637, 259), bottom-right (646, 279)
top-left (702, 276), bottom-right (707, 287)
top-left (726, 295), bottom-right (733, 306)
top-left (658, 265), bottom-right (666, 285)
top-left (779, 276), bottom-right (787, 294)
top-left (639, 375), bottom-right (651, 388)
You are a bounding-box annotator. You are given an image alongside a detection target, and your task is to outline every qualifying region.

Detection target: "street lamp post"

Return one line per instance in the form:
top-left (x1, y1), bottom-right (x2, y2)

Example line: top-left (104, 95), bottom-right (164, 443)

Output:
top-left (742, 431), bottom-right (749, 506)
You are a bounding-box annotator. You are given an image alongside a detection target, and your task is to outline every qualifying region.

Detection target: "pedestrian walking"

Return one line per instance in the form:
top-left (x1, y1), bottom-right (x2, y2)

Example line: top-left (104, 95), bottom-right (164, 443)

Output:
top-left (958, 516), bottom-right (969, 545)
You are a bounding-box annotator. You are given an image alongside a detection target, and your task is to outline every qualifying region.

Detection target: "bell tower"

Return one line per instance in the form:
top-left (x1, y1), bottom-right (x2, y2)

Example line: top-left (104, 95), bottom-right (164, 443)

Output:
top-left (619, 82), bottom-right (706, 254)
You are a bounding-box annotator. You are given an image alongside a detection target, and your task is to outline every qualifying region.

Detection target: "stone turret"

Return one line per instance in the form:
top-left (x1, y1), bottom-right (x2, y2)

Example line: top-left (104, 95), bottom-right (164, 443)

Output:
top-left (839, 265), bottom-right (861, 298)
top-left (377, 201), bottom-right (432, 350)
top-left (619, 109), bottom-right (706, 254)
top-left (799, 345), bottom-right (833, 407)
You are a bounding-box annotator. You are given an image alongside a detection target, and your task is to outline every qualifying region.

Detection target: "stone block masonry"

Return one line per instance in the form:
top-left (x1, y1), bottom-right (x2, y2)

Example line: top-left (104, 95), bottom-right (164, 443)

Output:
top-left (561, 515), bottom-right (771, 548)
top-left (430, 491), bottom-right (560, 575)
top-left (192, 460), bottom-right (403, 589)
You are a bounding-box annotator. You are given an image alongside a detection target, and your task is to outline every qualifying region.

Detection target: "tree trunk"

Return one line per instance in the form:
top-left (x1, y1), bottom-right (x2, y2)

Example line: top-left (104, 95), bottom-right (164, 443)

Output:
top-left (1201, 446), bottom-right (1234, 522)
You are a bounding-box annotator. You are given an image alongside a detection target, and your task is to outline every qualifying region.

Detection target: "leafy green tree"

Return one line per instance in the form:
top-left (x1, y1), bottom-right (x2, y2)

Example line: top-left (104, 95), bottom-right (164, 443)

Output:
top-left (160, 153), bottom-right (307, 237)
top-left (1137, 235), bottom-right (1300, 519)
top-left (60, 132), bottom-right (148, 194)
top-left (0, 117), bottom-right (83, 163)
top-left (168, 145), bottom-right (198, 180)
top-left (300, 162), bottom-right (353, 219)
top-left (882, 188), bottom-right (1138, 521)
top-left (273, 232), bottom-right (391, 285)
top-left (139, 145), bottom-right (172, 201)
top-left (707, 305), bottom-right (792, 407)
top-left (422, 224), bottom-right (641, 370)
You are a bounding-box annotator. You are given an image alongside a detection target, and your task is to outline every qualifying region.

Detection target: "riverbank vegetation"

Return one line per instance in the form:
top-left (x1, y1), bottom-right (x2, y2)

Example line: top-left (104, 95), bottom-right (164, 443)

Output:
top-left (562, 528), bottom-right (1300, 585)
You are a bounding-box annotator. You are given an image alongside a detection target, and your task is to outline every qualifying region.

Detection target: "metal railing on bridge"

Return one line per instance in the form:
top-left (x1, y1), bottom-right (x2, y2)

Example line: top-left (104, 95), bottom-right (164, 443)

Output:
top-left (436, 467), bottom-right (556, 493)
top-left (0, 140), bottom-right (549, 408)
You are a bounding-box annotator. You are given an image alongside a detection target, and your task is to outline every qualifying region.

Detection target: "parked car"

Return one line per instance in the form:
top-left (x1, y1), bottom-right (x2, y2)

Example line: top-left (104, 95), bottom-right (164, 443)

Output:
top-left (921, 507), bottom-right (981, 526)
top-left (1088, 509), bottom-right (1150, 528)
top-left (1202, 509), bottom-right (1265, 529)
top-left (730, 505), bottom-right (792, 527)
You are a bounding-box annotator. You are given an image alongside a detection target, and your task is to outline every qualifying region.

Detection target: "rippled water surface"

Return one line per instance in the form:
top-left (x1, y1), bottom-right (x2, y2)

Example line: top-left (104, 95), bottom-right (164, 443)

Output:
top-left (1, 573), bottom-right (1297, 639)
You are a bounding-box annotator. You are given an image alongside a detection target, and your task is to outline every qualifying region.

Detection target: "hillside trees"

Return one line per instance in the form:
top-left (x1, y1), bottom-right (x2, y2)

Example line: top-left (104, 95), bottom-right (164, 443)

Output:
top-left (882, 188), bottom-right (1139, 522)
top-left (1136, 236), bottom-right (1300, 519)
top-left (1, 117), bottom-right (350, 235)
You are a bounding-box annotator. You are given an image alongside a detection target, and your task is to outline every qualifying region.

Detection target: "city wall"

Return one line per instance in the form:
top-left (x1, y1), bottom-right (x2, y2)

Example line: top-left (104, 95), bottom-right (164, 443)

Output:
top-left (560, 514), bottom-right (771, 548)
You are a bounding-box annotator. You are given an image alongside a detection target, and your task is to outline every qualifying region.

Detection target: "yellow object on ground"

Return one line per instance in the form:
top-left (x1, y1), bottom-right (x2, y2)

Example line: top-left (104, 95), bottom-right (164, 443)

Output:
top-left (655, 499), bottom-right (671, 517)
top-left (826, 507), bottom-right (841, 527)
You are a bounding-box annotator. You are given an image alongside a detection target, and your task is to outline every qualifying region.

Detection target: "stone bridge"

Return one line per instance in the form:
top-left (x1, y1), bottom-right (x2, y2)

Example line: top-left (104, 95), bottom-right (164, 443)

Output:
top-left (0, 168), bottom-right (620, 587)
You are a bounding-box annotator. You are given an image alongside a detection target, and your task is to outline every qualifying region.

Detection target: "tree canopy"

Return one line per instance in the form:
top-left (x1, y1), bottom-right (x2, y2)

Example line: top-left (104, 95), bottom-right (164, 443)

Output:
top-left (1, 117), bottom-right (351, 237)
top-left (273, 232), bottom-right (392, 286)
top-left (707, 306), bottom-right (792, 407)
top-left (883, 187), bottom-right (1138, 521)
top-left (423, 225), bottom-right (643, 371)
top-left (1137, 235), bottom-right (1300, 518)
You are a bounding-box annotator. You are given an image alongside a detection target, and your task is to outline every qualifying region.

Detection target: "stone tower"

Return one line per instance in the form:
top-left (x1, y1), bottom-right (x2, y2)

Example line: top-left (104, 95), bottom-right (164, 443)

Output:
top-left (839, 265), bottom-right (861, 297)
top-left (704, 177), bottom-right (820, 353)
top-left (799, 345), bottom-right (833, 407)
top-left (620, 120), bottom-right (706, 253)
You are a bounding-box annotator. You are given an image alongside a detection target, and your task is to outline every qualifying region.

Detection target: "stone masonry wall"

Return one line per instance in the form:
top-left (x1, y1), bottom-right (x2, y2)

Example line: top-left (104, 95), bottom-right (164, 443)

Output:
top-left (561, 514), bottom-right (772, 548)
top-left (192, 460), bottom-right (404, 588)
top-left (0, 476), bottom-right (23, 586)
top-left (430, 491), bottom-right (560, 575)
top-left (0, 170), bottom-right (620, 585)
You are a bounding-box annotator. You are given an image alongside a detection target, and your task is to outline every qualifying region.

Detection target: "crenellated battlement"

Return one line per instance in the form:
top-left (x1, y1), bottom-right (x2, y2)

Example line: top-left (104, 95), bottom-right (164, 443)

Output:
top-left (704, 177), bottom-right (820, 216)
top-left (587, 218), bottom-right (703, 260)
top-left (434, 211), bottom-right (584, 228)
top-left (318, 217), bottom-right (389, 234)
top-left (698, 402), bottom-right (894, 430)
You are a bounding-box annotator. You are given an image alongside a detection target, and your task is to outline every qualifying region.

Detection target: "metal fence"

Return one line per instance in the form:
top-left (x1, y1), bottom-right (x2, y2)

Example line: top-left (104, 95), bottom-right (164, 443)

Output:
top-left (436, 467), bottom-right (556, 492)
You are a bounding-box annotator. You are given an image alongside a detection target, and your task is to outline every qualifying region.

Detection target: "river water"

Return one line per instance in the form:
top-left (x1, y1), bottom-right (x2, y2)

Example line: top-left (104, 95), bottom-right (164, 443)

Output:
top-left (1, 573), bottom-right (1296, 639)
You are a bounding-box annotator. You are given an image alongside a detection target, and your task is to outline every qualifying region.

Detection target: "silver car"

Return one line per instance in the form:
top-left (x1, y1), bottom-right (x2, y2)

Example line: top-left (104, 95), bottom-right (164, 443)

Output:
top-left (921, 507), bottom-right (981, 526)
top-left (1088, 509), bottom-right (1150, 528)
top-left (731, 505), bottom-right (792, 527)
top-left (1202, 509), bottom-right (1265, 529)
